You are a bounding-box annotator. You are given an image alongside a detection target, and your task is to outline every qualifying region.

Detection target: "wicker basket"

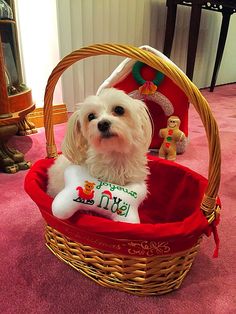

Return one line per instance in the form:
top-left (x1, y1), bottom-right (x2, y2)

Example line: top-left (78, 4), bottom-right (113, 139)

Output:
top-left (42, 44), bottom-right (221, 296)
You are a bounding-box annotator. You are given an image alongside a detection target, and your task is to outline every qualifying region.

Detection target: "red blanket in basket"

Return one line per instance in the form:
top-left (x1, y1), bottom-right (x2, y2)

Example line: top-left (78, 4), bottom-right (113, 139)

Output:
top-left (24, 156), bottom-right (220, 257)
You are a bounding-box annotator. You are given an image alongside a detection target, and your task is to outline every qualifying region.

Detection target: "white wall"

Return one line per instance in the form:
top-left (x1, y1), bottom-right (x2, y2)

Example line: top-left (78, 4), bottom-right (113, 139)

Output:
top-left (57, 0), bottom-right (156, 111)
top-left (57, 0), bottom-right (236, 112)
top-left (15, 0), bottom-right (63, 107)
top-left (15, 0), bottom-right (236, 111)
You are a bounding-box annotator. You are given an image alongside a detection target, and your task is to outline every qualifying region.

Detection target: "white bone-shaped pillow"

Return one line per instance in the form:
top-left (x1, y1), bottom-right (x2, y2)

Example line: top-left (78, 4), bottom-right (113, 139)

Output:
top-left (52, 165), bottom-right (147, 224)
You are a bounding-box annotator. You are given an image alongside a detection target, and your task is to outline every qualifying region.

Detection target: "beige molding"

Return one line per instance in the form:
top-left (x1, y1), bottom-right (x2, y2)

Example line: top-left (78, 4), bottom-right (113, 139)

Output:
top-left (27, 104), bottom-right (68, 128)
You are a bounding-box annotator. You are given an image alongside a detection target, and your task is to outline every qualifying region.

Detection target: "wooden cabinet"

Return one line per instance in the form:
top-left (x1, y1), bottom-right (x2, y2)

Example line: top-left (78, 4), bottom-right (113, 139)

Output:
top-left (0, 0), bottom-right (36, 173)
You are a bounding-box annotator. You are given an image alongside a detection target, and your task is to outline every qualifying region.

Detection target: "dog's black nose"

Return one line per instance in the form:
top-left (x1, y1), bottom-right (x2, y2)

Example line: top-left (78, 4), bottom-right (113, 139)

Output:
top-left (98, 120), bottom-right (111, 132)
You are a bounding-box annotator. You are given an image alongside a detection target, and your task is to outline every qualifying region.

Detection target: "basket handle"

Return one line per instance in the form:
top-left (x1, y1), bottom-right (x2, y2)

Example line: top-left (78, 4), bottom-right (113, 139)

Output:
top-left (44, 43), bottom-right (221, 218)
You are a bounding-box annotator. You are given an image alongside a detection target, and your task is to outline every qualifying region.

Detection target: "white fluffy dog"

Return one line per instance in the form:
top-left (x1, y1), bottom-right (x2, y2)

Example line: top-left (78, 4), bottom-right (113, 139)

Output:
top-left (47, 88), bottom-right (152, 197)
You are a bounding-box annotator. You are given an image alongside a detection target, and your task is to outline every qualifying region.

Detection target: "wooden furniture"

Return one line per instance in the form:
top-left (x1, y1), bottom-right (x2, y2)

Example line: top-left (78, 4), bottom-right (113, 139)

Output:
top-left (163, 0), bottom-right (236, 91)
top-left (0, 0), bottom-right (35, 173)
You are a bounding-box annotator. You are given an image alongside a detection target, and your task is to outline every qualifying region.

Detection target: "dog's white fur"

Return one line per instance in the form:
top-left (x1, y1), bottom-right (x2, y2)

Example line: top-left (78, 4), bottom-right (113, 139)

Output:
top-left (47, 88), bottom-right (152, 197)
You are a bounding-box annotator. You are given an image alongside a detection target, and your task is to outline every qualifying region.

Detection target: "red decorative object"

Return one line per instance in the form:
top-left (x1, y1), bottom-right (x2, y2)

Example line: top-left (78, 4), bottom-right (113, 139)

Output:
top-left (76, 186), bottom-right (94, 200)
top-left (113, 65), bottom-right (189, 150)
top-left (139, 81), bottom-right (157, 95)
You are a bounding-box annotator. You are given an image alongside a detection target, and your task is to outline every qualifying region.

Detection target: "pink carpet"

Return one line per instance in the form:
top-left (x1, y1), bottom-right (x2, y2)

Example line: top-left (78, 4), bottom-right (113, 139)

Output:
top-left (1, 84), bottom-right (236, 314)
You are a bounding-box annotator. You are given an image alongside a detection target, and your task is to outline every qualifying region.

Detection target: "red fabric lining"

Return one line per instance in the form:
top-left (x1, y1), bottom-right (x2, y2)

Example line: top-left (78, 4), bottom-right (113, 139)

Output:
top-left (24, 156), bottom-right (219, 257)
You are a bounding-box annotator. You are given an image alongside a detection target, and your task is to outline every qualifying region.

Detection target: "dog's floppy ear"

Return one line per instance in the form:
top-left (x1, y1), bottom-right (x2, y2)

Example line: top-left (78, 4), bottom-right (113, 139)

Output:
top-left (61, 110), bottom-right (88, 164)
top-left (134, 99), bottom-right (153, 150)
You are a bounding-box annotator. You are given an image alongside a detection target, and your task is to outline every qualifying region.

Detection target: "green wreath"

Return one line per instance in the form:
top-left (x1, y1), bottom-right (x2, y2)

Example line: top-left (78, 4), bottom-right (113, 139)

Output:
top-left (132, 61), bottom-right (165, 87)
top-left (132, 61), bottom-right (165, 94)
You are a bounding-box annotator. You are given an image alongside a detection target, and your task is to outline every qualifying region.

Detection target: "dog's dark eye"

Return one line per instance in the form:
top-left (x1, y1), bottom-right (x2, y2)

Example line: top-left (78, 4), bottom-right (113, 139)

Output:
top-left (114, 106), bottom-right (125, 116)
top-left (88, 113), bottom-right (96, 121)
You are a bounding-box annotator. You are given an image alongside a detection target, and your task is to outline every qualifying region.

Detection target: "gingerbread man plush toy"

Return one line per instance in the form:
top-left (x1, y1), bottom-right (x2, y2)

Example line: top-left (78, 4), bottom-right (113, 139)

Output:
top-left (159, 116), bottom-right (186, 161)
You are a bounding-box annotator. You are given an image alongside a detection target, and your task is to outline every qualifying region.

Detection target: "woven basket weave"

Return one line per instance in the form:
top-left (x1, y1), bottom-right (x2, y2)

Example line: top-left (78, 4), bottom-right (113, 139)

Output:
top-left (43, 44), bottom-right (221, 296)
